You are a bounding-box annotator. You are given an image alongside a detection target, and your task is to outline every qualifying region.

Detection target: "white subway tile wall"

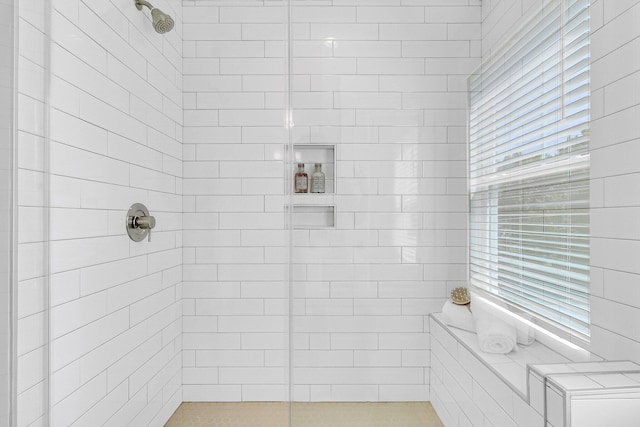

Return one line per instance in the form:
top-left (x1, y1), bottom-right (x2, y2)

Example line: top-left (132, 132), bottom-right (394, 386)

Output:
top-left (182, 0), bottom-right (290, 404)
top-left (17, 0), bottom-right (183, 425)
top-left (589, 0), bottom-right (640, 362)
top-left (17, 1), bottom-right (53, 425)
top-left (0, 0), bottom-right (13, 424)
top-left (183, 0), bottom-right (480, 403)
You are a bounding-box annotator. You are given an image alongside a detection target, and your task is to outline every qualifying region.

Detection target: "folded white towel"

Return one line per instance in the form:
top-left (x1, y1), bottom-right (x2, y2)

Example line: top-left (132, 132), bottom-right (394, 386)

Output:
top-left (441, 300), bottom-right (475, 332)
top-left (514, 316), bottom-right (536, 346)
top-left (476, 296), bottom-right (536, 346)
top-left (471, 296), bottom-right (517, 354)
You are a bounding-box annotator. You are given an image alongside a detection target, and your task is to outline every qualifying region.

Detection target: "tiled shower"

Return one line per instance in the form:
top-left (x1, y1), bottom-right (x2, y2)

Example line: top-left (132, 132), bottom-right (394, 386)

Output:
top-left (182, 0), bottom-right (474, 405)
top-left (4, 0), bottom-right (640, 426)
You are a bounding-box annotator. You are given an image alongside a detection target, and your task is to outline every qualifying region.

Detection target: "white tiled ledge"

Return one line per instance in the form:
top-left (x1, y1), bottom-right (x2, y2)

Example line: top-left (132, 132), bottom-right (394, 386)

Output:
top-left (430, 312), bottom-right (570, 398)
top-left (430, 314), bottom-right (640, 427)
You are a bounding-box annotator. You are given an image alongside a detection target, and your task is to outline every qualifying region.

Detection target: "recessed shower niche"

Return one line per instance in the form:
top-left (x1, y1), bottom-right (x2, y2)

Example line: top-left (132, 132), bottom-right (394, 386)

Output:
top-left (292, 144), bottom-right (335, 194)
top-left (292, 204), bottom-right (336, 229)
top-left (292, 144), bottom-right (336, 229)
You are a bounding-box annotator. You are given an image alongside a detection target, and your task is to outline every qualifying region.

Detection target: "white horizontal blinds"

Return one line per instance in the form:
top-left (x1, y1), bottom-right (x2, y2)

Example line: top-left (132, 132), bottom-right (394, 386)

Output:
top-left (469, 0), bottom-right (590, 337)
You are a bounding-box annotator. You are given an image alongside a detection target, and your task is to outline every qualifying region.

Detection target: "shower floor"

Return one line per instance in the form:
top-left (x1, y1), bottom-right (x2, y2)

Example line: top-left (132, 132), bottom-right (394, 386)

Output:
top-left (165, 401), bottom-right (444, 427)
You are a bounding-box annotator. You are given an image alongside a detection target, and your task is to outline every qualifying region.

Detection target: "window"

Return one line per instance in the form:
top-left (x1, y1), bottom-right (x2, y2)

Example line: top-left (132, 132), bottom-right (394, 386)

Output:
top-left (468, 0), bottom-right (590, 339)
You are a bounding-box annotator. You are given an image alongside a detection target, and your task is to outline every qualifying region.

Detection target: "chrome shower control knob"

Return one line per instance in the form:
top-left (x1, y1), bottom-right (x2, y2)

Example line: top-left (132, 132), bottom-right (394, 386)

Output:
top-left (126, 203), bottom-right (156, 242)
top-left (134, 215), bottom-right (156, 230)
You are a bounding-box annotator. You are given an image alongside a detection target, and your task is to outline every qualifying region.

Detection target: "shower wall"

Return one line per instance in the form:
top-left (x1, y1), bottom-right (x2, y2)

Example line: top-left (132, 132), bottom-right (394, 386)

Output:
top-left (183, 0), bottom-right (480, 402)
top-left (17, 0), bottom-right (184, 425)
top-left (588, 0), bottom-right (640, 363)
top-left (288, 1), bottom-right (478, 402)
top-left (16, 2), bottom-right (53, 423)
top-left (0, 0), bottom-right (13, 424)
top-left (181, 2), bottom-right (290, 402)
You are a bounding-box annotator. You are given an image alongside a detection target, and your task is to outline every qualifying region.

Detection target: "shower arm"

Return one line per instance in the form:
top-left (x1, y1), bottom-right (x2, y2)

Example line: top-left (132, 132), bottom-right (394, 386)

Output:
top-left (135, 0), bottom-right (154, 11)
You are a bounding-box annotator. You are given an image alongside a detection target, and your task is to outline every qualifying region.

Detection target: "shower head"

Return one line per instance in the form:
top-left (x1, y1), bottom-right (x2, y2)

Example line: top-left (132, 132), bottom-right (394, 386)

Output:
top-left (134, 0), bottom-right (174, 34)
top-left (150, 8), bottom-right (174, 34)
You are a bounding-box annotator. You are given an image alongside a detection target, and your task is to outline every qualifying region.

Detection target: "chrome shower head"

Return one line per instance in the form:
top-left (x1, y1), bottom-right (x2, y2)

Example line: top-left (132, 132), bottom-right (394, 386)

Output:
top-left (151, 8), bottom-right (174, 34)
top-left (134, 0), bottom-right (174, 34)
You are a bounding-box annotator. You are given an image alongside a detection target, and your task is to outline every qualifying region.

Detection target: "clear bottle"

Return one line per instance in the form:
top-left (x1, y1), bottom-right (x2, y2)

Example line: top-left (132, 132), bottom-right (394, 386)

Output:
top-left (294, 163), bottom-right (308, 193)
top-left (310, 163), bottom-right (325, 193)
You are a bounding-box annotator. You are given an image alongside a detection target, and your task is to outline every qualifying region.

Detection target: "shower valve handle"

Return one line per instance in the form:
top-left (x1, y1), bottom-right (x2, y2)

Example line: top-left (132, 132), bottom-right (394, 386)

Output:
top-left (126, 203), bottom-right (156, 242)
top-left (133, 215), bottom-right (156, 230)
top-left (131, 215), bottom-right (155, 242)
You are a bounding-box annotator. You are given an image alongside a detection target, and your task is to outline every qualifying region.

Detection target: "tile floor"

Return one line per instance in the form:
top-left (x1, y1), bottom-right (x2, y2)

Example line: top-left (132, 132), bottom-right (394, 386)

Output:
top-left (165, 401), bottom-right (444, 427)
